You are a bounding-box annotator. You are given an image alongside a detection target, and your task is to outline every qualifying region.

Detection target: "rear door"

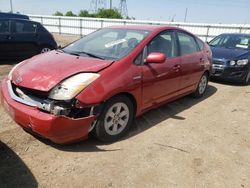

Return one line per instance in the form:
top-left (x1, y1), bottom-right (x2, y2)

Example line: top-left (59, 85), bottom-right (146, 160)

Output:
top-left (0, 19), bottom-right (14, 59)
top-left (176, 31), bottom-right (204, 92)
top-left (11, 20), bottom-right (38, 59)
top-left (142, 30), bottom-right (182, 109)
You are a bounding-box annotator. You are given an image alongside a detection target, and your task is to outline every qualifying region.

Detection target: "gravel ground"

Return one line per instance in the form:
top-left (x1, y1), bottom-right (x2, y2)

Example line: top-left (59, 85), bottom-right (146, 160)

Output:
top-left (0, 35), bottom-right (250, 188)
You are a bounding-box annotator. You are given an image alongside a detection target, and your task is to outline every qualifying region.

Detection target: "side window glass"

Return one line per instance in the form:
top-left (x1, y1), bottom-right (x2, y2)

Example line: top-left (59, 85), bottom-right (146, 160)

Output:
top-left (196, 38), bottom-right (204, 50)
top-left (15, 21), bottom-right (37, 33)
top-left (0, 20), bottom-right (10, 33)
top-left (134, 52), bottom-right (143, 65)
top-left (147, 31), bottom-right (177, 58)
top-left (177, 32), bottom-right (199, 55)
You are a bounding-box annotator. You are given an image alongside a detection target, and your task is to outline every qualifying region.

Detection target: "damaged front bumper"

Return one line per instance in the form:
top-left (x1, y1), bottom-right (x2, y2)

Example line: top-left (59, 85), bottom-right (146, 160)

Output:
top-left (0, 77), bottom-right (96, 144)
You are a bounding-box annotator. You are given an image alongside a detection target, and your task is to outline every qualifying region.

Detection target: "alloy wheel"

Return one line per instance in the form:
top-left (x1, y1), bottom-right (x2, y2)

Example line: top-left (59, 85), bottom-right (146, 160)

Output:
top-left (198, 74), bottom-right (208, 95)
top-left (104, 102), bottom-right (130, 136)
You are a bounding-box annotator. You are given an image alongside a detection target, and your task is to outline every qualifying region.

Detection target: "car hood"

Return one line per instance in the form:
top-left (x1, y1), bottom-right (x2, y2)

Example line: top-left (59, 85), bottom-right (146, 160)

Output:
top-left (211, 46), bottom-right (249, 60)
top-left (12, 51), bottom-right (113, 92)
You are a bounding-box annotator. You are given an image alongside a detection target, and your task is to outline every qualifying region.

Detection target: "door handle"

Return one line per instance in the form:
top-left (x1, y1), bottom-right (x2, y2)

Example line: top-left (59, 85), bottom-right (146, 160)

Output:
top-left (133, 75), bottom-right (142, 81)
top-left (172, 64), bottom-right (181, 72)
top-left (6, 35), bottom-right (12, 40)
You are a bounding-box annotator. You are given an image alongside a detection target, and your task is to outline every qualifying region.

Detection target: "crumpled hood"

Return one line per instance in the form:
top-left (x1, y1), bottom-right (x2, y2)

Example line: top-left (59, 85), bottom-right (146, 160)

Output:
top-left (211, 46), bottom-right (249, 60)
top-left (12, 51), bottom-right (113, 92)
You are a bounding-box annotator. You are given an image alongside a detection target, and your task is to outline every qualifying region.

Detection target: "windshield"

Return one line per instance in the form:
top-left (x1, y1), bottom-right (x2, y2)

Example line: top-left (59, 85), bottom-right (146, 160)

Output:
top-left (63, 28), bottom-right (150, 60)
top-left (209, 34), bottom-right (250, 50)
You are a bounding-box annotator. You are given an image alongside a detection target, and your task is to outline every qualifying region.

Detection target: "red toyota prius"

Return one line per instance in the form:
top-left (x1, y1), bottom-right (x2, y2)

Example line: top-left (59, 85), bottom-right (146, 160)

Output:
top-left (0, 25), bottom-right (212, 144)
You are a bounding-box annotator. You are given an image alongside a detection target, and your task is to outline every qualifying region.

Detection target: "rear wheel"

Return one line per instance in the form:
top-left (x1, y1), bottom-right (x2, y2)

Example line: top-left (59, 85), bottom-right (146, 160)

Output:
top-left (192, 73), bottom-right (208, 98)
top-left (93, 96), bottom-right (134, 142)
top-left (40, 46), bottom-right (52, 54)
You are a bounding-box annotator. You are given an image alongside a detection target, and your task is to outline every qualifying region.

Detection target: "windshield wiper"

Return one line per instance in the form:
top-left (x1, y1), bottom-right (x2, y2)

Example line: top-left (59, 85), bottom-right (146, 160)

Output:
top-left (68, 51), bottom-right (81, 56)
top-left (56, 49), bottom-right (65, 53)
top-left (79, 51), bottom-right (105, 60)
top-left (65, 50), bottom-right (105, 60)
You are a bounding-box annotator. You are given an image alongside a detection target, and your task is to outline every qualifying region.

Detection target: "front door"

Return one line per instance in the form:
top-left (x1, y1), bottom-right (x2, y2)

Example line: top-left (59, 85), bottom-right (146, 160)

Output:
top-left (142, 30), bottom-right (181, 110)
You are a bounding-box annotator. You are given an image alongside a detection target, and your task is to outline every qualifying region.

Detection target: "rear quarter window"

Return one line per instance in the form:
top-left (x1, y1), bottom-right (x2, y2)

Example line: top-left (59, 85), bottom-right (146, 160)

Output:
top-left (37, 24), bottom-right (49, 33)
top-left (196, 38), bottom-right (204, 50)
top-left (14, 21), bottom-right (37, 33)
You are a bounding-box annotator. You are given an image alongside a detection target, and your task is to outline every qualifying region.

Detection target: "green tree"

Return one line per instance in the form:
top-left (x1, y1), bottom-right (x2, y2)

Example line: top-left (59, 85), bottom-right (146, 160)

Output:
top-left (53, 11), bottom-right (64, 16)
top-left (53, 9), bottom-right (124, 19)
top-left (96, 9), bottom-right (123, 19)
top-left (78, 10), bottom-right (90, 17)
top-left (65, 11), bottom-right (76, 17)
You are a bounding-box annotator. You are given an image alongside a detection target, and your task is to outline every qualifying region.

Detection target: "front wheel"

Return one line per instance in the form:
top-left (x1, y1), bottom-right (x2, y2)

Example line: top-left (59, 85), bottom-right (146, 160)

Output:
top-left (192, 73), bottom-right (208, 98)
top-left (93, 96), bottom-right (134, 142)
top-left (243, 70), bottom-right (250, 85)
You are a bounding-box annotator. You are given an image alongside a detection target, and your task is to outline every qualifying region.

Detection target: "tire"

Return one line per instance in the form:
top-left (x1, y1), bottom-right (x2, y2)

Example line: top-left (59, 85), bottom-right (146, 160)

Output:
top-left (40, 46), bottom-right (52, 54)
top-left (192, 73), bottom-right (209, 98)
top-left (93, 95), bottom-right (134, 142)
top-left (243, 70), bottom-right (250, 85)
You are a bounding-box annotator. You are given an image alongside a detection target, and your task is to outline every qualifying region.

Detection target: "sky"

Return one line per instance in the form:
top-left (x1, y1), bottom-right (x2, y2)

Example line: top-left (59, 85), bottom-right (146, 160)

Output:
top-left (0, 0), bottom-right (250, 24)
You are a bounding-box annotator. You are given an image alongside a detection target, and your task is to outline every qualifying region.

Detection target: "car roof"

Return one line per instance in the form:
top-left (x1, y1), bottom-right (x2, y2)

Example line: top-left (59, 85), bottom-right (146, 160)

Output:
top-left (107, 25), bottom-right (185, 32)
top-left (220, 33), bottom-right (250, 37)
top-left (0, 12), bottom-right (29, 20)
top-left (0, 17), bottom-right (40, 24)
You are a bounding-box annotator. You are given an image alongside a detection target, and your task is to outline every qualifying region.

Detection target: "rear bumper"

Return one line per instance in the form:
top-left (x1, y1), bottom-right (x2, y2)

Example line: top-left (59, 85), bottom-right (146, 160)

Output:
top-left (211, 65), bottom-right (249, 82)
top-left (0, 77), bottom-right (95, 144)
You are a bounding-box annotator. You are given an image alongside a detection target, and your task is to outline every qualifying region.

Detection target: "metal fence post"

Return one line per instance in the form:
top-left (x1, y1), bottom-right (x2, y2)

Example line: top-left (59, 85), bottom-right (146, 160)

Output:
top-left (80, 18), bottom-right (83, 36)
top-left (239, 27), bottom-right (242, 33)
top-left (59, 17), bottom-right (61, 34)
top-left (101, 20), bottom-right (104, 28)
top-left (205, 26), bottom-right (210, 42)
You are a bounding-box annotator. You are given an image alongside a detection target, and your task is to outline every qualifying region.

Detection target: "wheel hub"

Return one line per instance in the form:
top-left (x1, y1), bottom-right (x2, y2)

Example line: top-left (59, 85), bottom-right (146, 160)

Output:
top-left (104, 102), bottom-right (129, 136)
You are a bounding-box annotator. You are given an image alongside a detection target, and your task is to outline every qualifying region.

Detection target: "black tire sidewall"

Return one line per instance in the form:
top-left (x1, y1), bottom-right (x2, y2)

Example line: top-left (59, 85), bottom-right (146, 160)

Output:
top-left (243, 69), bottom-right (250, 85)
top-left (94, 95), bottom-right (134, 142)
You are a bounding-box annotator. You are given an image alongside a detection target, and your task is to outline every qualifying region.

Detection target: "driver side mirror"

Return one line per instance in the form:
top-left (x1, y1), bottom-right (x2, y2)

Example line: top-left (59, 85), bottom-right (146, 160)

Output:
top-left (146, 52), bottom-right (166, 64)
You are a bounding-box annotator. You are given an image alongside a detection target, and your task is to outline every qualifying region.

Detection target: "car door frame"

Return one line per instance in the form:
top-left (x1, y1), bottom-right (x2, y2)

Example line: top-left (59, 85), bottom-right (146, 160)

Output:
top-left (175, 30), bottom-right (205, 93)
top-left (10, 19), bottom-right (39, 59)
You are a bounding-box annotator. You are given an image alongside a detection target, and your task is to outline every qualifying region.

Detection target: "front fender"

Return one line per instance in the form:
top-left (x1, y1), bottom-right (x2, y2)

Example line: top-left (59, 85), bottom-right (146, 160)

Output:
top-left (75, 62), bottom-right (142, 115)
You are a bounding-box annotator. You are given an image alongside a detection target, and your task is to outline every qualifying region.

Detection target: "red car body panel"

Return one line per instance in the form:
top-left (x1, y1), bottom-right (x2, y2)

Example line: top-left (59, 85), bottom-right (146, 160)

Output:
top-left (0, 25), bottom-right (212, 144)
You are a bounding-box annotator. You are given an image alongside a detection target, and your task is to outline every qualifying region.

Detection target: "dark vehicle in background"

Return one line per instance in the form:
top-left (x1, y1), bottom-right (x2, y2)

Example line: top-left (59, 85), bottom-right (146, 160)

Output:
top-left (0, 12), bottom-right (29, 20)
top-left (209, 33), bottom-right (250, 84)
top-left (0, 18), bottom-right (57, 60)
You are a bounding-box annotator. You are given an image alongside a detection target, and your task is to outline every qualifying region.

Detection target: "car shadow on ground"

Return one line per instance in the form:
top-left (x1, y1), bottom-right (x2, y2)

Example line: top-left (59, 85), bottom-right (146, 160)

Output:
top-left (210, 78), bottom-right (249, 86)
top-left (37, 84), bottom-right (217, 152)
top-left (0, 141), bottom-right (38, 188)
top-left (126, 84), bottom-right (218, 140)
top-left (0, 60), bottom-right (19, 65)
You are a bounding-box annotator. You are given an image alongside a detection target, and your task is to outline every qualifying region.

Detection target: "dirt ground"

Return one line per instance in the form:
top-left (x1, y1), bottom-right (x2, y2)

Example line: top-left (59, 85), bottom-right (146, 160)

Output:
top-left (0, 35), bottom-right (250, 188)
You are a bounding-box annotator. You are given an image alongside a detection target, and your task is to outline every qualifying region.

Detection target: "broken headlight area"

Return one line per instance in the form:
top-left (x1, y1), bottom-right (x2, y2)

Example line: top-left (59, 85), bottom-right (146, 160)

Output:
top-left (11, 83), bottom-right (102, 118)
